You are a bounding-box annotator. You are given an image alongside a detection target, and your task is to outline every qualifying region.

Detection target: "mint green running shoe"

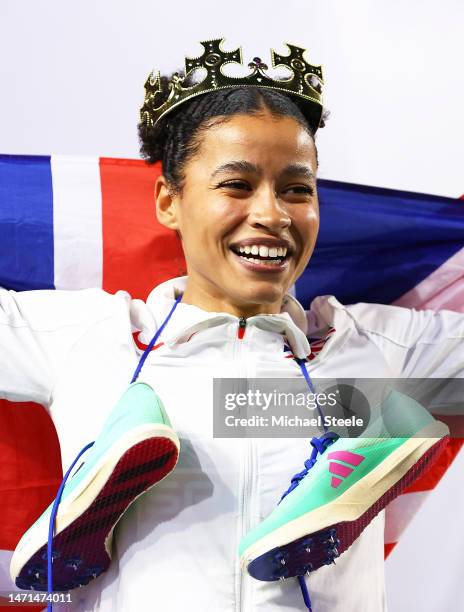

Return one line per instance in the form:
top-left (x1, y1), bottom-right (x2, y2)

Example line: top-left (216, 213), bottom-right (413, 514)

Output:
top-left (10, 382), bottom-right (179, 592)
top-left (239, 388), bottom-right (449, 582)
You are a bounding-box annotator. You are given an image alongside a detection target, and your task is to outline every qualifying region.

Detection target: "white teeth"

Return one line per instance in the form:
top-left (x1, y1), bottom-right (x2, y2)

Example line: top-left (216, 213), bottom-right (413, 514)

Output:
top-left (234, 244), bottom-right (288, 258)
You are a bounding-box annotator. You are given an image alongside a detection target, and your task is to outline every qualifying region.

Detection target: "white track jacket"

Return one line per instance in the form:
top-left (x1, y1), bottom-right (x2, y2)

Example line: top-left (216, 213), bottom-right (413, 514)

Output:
top-left (1, 275), bottom-right (463, 612)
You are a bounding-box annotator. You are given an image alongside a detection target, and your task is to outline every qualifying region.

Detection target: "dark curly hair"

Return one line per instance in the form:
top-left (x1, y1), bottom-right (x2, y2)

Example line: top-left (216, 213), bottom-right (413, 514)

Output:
top-left (138, 73), bottom-right (326, 194)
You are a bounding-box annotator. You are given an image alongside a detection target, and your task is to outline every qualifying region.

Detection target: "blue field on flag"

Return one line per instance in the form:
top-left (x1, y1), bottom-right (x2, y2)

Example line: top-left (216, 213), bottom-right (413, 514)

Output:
top-left (0, 155), bottom-right (54, 290)
top-left (295, 179), bottom-right (464, 306)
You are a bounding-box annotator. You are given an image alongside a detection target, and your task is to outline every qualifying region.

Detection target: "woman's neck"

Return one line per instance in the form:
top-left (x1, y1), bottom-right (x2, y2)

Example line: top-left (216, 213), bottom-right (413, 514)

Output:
top-left (180, 277), bottom-right (285, 318)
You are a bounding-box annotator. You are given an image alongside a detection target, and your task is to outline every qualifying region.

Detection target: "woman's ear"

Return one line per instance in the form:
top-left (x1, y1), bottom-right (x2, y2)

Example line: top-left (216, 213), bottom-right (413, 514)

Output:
top-left (154, 174), bottom-right (180, 230)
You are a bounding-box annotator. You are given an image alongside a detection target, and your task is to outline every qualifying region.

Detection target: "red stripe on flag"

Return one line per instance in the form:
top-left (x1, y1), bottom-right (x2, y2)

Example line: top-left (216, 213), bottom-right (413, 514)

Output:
top-left (0, 400), bottom-right (62, 551)
top-left (0, 599), bottom-right (45, 611)
top-left (384, 542), bottom-right (397, 559)
top-left (100, 159), bottom-right (186, 300)
top-left (401, 437), bottom-right (463, 494)
top-left (383, 439), bottom-right (463, 560)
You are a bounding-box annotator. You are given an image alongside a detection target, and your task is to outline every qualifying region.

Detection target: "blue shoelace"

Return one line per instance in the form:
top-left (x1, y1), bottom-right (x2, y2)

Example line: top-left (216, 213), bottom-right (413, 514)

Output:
top-left (284, 358), bottom-right (339, 612)
top-left (46, 442), bottom-right (95, 611)
top-left (279, 432), bottom-right (340, 504)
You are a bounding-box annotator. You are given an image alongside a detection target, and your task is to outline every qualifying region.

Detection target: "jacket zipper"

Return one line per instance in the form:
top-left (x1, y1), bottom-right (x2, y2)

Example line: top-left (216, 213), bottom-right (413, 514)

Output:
top-left (235, 316), bottom-right (254, 612)
top-left (237, 316), bottom-right (247, 340)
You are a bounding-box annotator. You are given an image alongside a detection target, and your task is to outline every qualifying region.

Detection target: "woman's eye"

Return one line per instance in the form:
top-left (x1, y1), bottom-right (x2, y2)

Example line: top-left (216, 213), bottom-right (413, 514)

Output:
top-left (219, 180), bottom-right (252, 191)
top-left (284, 185), bottom-right (314, 196)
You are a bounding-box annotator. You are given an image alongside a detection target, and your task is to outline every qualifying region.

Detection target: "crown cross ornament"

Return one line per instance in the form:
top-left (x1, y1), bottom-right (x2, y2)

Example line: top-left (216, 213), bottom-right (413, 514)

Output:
top-left (140, 38), bottom-right (324, 133)
top-left (272, 44), bottom-right (323, 94)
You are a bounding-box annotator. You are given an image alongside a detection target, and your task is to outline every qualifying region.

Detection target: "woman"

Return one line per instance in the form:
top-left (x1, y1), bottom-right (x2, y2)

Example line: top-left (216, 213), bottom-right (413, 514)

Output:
top-left (3, 40), bottom-right (460, 611)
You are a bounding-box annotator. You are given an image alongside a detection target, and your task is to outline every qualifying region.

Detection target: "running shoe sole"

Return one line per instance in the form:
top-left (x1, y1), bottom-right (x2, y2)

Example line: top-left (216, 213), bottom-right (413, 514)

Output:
top-left (11, 425), bottom-right (179, 591)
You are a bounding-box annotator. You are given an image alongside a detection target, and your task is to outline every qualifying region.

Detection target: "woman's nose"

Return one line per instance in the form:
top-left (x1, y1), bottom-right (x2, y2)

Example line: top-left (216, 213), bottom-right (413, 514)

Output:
top-left (248, 190), bottom-right (291, 231)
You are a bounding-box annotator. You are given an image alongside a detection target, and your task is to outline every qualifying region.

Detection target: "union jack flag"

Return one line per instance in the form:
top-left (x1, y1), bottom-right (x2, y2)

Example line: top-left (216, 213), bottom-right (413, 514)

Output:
top-left (0, 154), bottom-right (462, 609)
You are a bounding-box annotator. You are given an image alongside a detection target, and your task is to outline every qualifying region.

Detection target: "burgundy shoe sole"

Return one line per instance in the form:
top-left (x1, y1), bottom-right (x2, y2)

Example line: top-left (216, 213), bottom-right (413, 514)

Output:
top-left (15, 436), bottom-right (179, 591)
top-left (248, 436), bottom-right (449, 581)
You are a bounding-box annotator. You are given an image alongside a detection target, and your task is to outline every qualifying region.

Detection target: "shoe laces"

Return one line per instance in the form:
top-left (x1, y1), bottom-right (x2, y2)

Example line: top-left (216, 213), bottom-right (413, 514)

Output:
top-left (279, 432), bottom-right (339, 503)
top-left (279, 430), bottom-right (339, 612)
top-left (46, 441), bottom-right (95, 611)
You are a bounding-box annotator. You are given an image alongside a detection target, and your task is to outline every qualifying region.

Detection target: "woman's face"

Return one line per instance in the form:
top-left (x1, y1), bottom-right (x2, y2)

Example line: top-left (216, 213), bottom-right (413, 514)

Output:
top-left (155, 109), bottom-right (319, 316)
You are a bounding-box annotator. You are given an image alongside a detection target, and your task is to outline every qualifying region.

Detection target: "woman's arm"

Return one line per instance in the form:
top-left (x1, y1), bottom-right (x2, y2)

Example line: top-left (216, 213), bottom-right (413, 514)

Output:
top-left (0, 287), bottom-right (127, 407)
top-left (344, 301), bottom-right (464, 379)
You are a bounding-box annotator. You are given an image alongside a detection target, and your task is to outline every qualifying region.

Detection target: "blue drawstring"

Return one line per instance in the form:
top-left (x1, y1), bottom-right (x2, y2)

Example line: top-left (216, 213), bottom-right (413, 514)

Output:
top-left (279, 431), bottom-right (339, 503)
top-left (285, 357), bottom-right (339, 612)
top-left (294, 357), bottom-right (328, 433)
top-left (130, 293), bottom-right (183, 383)
top-left (46, 442), bottom-right (94, 611)
top-left (44, 293), bottom-right (183, 608)
top-left (297, 575), bottom-right (313, 611)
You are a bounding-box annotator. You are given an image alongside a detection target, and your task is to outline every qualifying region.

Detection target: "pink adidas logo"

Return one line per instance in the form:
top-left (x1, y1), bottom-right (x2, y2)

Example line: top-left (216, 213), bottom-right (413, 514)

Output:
top-left (327, 450), bottom-right (366, 488)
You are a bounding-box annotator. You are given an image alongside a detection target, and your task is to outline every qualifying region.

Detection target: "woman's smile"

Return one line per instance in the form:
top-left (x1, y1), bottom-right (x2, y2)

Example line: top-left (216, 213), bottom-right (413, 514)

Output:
top-left (228, 237), bottom-right (293, 273)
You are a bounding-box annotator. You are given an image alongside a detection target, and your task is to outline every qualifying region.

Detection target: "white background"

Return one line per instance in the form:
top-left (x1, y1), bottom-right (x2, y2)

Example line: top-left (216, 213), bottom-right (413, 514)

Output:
top-left (1, 1), bottom-right (463, 610)
top-left (0, 0), bottom-right (463, 197)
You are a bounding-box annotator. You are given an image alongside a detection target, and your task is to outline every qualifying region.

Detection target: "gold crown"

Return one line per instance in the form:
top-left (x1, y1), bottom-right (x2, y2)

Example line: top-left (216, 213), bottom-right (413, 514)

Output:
top-left (140, 38), bottom-right (324, 132)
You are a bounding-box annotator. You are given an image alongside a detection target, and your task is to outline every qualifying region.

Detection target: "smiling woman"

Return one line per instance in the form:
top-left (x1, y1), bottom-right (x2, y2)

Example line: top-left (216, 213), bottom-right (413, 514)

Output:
top-left (4, 40), bottom-right (459, 612)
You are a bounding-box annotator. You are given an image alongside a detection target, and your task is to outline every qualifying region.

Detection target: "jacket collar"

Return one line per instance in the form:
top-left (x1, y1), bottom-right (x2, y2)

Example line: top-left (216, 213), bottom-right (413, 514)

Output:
top-left (145, 276), bottom-right (312, 359)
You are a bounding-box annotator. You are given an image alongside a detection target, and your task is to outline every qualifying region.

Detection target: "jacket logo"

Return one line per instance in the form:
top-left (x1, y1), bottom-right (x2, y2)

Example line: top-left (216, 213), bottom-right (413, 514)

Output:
top-left (132, 331), bottom-right (165, 352)
top-left (326, 450), bottom-right (365, 488)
